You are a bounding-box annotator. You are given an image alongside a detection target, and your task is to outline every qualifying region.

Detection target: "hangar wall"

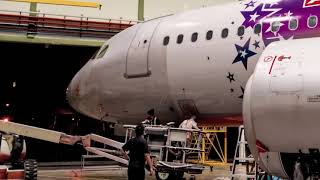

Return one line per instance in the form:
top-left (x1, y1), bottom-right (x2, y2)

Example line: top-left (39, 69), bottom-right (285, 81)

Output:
top-left (144, 0), bottom-right (234, 20)
top-left (0, 0), bottom-right (235, 20)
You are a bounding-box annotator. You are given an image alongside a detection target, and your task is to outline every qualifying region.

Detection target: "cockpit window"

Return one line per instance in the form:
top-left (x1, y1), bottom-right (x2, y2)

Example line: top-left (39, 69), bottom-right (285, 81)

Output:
top-left (96, 45), bottom-right (109, 59)
top-left (91, 49), bottom-right (99, 59)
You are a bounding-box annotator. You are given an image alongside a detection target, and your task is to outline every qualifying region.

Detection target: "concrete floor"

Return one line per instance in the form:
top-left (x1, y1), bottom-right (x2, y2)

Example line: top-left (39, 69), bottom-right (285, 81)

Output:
top-left (38, 165), bottom-right (237, 180)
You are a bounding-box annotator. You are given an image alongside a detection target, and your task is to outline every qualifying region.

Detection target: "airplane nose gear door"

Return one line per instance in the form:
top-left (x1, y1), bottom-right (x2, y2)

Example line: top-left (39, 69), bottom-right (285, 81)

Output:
top-left (124, 19), bottom-right (161, 79)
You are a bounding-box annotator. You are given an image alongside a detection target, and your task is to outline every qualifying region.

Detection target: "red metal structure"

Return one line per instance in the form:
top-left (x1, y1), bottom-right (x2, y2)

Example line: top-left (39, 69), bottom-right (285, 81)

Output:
top-left (197, 115), bottom-right (243, 127)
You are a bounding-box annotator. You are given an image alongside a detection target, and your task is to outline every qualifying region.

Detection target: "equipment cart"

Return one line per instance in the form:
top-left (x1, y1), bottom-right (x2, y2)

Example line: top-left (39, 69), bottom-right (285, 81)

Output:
top-left (124, 124), bottom-right (204, 180)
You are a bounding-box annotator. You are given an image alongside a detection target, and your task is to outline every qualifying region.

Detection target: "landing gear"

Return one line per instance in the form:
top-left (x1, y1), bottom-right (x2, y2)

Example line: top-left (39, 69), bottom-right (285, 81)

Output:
top-left (292, 149), bottom-right (320, 180)
top-left (155, 170), bottom-right (184, 180)
top-left (293, 162), bottom-right (304, 180)
top-left (24, 159), bottom-right (37, 180)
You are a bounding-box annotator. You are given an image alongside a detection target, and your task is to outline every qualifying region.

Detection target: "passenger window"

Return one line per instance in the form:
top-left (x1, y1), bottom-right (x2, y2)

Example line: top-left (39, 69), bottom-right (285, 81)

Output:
top-left (254, 24), bottom-right (261, 34)
top-left (271, 21), bottom-right (280, 32)
top-left (221, 28), bottom-right (229, 38)
top-left (163, 36), bottom-right (170, 46)
top-left (177, 34), bottom-right (183, 44)
top-left (206, 30), bottom-right (213, 40)
top-left (191, 32), bottom-right (198, 42)
top-left (96, 45), bottom-right (109, 59)
top-left (237, 26), bottom-right (245, 36)
top-left (289, 18), bottom-right (298, 30)
top-left (308, 16), bottom-right (318, 28)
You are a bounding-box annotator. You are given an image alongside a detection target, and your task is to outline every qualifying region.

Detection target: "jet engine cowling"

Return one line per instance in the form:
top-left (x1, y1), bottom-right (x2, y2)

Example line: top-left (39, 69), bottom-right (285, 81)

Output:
top-left (243, 38), bottom-right (320, 178)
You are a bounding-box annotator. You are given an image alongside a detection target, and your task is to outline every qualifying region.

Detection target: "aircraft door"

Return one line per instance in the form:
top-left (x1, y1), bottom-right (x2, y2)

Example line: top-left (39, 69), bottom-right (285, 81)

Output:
top-left (124, 19), bottom-right (161, 78)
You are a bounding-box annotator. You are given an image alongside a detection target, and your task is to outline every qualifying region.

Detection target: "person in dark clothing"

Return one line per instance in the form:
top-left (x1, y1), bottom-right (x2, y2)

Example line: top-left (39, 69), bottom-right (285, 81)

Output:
top-left (10, 134), bottom-right (24, 168)
top-left (142, 109), bottom-right (160, 125)
top-left (122, 124), bottom-right (154, 180)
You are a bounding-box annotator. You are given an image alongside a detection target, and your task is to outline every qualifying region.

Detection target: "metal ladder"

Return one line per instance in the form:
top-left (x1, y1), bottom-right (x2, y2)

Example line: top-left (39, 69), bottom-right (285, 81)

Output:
top-left (231, 125), bottom-right (256, 179)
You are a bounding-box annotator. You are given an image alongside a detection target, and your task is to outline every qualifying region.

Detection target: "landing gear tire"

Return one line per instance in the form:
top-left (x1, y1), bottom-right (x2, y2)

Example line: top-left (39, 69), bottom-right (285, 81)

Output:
top-left (24, 159), bottom-right (37, 180)
top-left (156, 171), bottom-right (170, 180)
top-left (155, 171), bottom-right (184, 180)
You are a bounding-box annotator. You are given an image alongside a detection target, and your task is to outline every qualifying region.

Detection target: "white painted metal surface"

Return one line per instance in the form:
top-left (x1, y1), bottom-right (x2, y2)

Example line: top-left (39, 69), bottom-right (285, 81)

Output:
top-left (125, 19), bottom-right (161, 78)
top-left (243, 38), bottom-right (320, 178)
top-left (67, 1), bottom-right (256, 124)
top-left (246, 38), bottom-right (320, 152)
top-left (0, 121), bottom-right (65, 144)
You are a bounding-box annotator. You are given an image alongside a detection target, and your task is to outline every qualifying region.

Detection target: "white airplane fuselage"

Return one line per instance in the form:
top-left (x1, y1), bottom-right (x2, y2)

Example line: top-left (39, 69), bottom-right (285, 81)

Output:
top-left (67, 2), bottom-right (257, 124)
top-left (67, 0), bottom-right (320, 177)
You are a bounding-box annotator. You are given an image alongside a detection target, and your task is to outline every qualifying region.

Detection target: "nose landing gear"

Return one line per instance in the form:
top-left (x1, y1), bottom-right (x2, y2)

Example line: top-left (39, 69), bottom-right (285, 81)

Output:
top-left (24, 159), bottom-right (38, 180)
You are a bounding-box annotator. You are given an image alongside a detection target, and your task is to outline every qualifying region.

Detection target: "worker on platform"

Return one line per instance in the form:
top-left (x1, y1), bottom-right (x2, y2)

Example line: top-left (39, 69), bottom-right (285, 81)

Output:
top-left (122, 123), bottom-right (154, 180)
top-left (179, 115), bottom-right (200, 130)
top-left (142, 109), bottom-right (160, 125)
top-left (179, 115), bottom-right (200, 147)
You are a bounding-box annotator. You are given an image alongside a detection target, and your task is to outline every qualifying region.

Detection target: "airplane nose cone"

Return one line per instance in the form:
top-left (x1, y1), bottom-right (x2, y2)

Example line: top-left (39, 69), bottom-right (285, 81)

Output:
top-left (66, 61), bottom-right (94, 113)
top-left (66, 75), bottom-right (81, 109)
top-left (66, 69), bottom-right (80, 110)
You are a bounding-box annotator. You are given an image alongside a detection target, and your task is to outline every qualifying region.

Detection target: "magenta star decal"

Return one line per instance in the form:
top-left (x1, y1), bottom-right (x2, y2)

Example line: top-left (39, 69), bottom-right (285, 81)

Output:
top-left (241, 4), bottom-right (273, 28)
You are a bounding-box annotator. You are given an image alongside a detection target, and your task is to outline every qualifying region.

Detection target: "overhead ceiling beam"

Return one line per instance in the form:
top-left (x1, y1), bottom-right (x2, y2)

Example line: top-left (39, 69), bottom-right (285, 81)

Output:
top-left (3, 0), bottom-right (102, 8)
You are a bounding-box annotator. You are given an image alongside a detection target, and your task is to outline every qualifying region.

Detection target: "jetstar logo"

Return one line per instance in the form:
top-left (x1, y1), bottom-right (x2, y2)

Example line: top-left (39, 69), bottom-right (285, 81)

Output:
top-left (304, 0), bottom-right (320, 7)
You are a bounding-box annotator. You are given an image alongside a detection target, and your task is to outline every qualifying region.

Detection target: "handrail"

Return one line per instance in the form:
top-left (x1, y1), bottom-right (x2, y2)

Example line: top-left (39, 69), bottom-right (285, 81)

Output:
top-left (0, 11), bottom-right (137, 37)
top-left (0, 13), bottom-right (134, 27)
top-left (0, 17), bottom-right (132, 31)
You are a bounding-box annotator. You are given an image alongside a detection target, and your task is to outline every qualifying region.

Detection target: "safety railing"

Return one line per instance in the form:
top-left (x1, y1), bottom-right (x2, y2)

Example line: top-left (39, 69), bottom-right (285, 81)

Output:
top-left (0, 10), bottom-right (140, 38)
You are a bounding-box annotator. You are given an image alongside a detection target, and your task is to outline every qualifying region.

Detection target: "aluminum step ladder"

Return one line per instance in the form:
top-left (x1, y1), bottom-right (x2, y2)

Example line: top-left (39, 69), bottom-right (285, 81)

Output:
top-left (231, 125), bottom-right (256, 179)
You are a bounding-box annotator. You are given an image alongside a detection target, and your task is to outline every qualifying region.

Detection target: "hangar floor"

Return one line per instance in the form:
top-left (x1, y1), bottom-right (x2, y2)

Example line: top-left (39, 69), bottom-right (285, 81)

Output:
top-left (38, 165), bottom-right (234, 180)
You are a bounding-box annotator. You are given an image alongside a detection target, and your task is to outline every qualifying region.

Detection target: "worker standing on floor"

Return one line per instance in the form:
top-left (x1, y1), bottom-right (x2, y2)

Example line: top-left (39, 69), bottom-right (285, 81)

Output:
top-left (122, 123), bottom-right (154, 180)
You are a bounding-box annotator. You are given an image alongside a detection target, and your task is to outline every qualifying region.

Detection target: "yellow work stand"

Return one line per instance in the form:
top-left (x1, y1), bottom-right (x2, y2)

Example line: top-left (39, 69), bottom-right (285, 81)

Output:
top-left (188, 126), bottom-right (231, 167)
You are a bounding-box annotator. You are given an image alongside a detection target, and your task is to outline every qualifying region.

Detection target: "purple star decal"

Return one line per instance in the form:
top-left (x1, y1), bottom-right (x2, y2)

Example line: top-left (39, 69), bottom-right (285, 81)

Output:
top-left (238, 86), bottom-right (245, 99)
top-left (233, 38), bottom-right (256, 70)
top-left (241, 4), bottom-right (273, 28)
top-left (252, 40), bottom-right (260, 49)
top-left (244, 0), bottom-right (255, 9)
top-left (227, 72), bottom-right (235, 83)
